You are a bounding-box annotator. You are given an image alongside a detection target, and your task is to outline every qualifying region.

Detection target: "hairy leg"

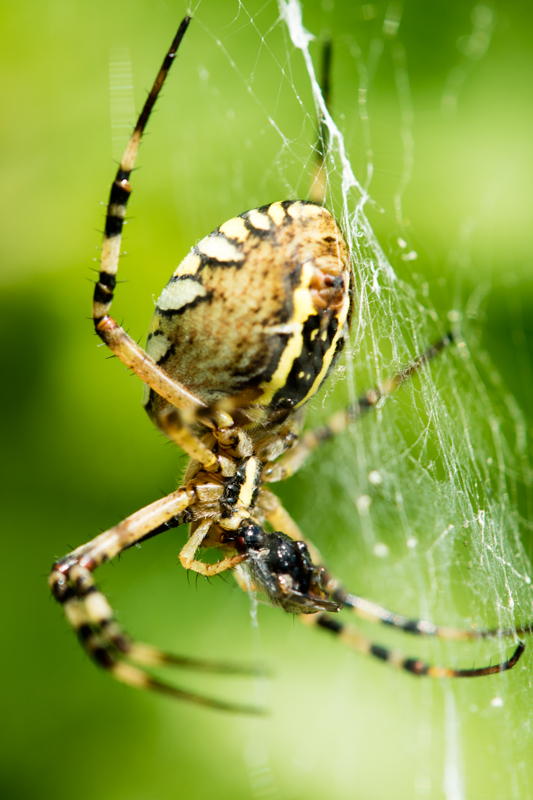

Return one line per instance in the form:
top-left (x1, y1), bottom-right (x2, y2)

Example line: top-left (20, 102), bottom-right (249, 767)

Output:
top-left (259, 488), bottom-right (526, 670)
top-left (92, 18), bottom-right (207, 416)
top-left (50, 485), bottom-right (261, 712)
top-left (301, 614), bottom-right (524, 678)
top-left (179, 519), bottom-right (246, 576)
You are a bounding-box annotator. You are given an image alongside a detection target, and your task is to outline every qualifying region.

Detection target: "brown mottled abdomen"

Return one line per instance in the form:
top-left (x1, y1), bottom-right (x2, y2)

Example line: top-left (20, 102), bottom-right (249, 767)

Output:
top-left (144, 200), bottom-right (352, 427)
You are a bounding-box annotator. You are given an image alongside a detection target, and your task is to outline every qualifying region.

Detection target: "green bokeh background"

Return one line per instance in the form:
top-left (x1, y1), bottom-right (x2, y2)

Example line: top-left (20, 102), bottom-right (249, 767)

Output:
top-left (2, 1), bottom-right (533, 798)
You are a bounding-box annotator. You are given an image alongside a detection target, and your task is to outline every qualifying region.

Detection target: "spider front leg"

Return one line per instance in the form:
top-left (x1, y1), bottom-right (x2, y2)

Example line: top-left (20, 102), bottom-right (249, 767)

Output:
top-left (49, 483), bottom-right (262, 712)
top-left (93, 18), bottom-right (207, 417)
top-left (258, 331), bottom-right (526, 648)
top-left (300, 615), bottom-right (525, 678)
top-left (257, 490), bottom-right (525, 677)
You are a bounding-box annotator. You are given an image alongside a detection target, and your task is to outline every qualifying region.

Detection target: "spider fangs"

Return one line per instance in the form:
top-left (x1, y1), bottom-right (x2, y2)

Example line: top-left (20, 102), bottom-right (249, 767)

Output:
top-left (49, 17), bottom-right (525, 714)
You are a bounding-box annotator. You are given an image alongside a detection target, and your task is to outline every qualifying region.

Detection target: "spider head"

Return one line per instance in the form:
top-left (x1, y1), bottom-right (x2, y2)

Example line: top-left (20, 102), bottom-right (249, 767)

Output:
top-left (233, 523), bottom-right (341, 614)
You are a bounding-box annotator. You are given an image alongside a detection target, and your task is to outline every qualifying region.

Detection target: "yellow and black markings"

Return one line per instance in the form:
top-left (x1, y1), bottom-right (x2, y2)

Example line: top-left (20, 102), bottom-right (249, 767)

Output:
top-left (50, 17), bottom-right (526, 713)
top-left (145, 199), bottom-right (352, 429)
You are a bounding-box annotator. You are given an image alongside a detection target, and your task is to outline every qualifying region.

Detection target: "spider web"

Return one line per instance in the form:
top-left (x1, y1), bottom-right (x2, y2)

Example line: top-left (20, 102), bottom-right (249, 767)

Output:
top-left (148, 1), bottom-right (532, 797)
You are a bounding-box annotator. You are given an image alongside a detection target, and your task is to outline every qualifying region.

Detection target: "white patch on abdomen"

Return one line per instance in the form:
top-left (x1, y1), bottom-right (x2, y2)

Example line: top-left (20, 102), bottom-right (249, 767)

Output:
top-left (157, 278), bottom-right (207, 312)
top-left (146, 332), bottom-right (173, 363)
top-left (196, 234), bottom-right (244, 262)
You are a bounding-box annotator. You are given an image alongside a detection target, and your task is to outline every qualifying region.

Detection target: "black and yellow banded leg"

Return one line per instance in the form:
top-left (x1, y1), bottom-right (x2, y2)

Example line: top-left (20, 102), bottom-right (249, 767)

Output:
top-left (93, 20), bottom-right (189, 323)
top-left (263, 333), bottom-right (455, 483)
top-left (93, 18), bottom-right (206, 416)
top-left (49, 486), bottom-right (261, 713)
top-left (259, 488), bottom-right (531, 646)
top-left (302, 614), bottom-right (525, 678)
top-left (329, 589), bottom-right (533, 642)
top-left (53, 486), bottom-right (195, 572)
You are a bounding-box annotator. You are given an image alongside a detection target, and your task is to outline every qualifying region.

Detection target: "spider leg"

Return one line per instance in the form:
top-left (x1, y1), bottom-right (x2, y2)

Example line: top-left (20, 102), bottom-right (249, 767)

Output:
top-left (157, 407), bottom-right (236, 476)
top-left (301, 614), bottom-right (525, 678)
top-left (263, 333), bottom-right (454, 482)
top-left (232, 498), bottom-right (524, 676)
top-left (49, 486), bottom-right (262, 713)
top-left (326, 589), bottom-right (533, 642)
top-left (92, 18), bottom-right (207, 416)
top-left (260, 489), bottom-right (530, 644)
top-left (179, 519), bottom-right (246, 576)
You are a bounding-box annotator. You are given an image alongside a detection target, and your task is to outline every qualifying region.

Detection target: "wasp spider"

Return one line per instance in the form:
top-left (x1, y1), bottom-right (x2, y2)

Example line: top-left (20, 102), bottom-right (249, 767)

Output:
top-left (49, 18), bottom-right (525, 713)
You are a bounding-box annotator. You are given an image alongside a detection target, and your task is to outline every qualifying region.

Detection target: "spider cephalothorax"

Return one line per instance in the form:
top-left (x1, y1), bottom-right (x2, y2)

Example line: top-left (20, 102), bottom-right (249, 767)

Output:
top-left (49, 16), bottom-right (524, 714)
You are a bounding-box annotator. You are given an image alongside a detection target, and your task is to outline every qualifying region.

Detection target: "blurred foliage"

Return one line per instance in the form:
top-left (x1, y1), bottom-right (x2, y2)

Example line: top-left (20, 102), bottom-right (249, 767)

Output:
top-left (1, 1), bottom-right (533, 798)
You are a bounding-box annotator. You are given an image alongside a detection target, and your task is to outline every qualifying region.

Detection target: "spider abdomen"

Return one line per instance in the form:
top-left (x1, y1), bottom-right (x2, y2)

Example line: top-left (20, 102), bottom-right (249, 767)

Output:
top-left (144, 200), bottom-right (351, 425)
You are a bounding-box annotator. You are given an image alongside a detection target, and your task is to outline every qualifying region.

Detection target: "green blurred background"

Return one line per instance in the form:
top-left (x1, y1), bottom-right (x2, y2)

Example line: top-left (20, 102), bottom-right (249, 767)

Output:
top-left (2, 1), bottom-right (533, 798)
